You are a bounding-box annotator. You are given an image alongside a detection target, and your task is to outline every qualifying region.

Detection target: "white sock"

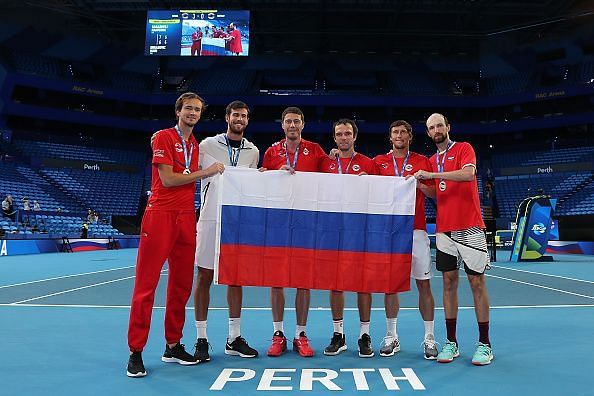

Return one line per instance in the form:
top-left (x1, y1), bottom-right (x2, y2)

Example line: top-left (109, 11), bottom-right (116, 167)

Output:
top-left (424, 320), bottom-right (435, 339)
top-left (196, 320), bottom-right (207, 340)
top-left (359, 321), bottom-right (370, 338)
top-left (228, 317), bottom-right (241, 341)
top-left (273, 321), bottom-right (284, 334)
top-left (333, 319), bottom-right (344, 334)
top-left (386, 317), bottom-right (398, 338)
top-left (296, 325), bottom-right (306, 339)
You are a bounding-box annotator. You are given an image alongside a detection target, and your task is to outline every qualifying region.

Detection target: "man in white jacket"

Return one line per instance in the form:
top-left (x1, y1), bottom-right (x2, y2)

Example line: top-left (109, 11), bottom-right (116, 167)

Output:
top-left (193, 100), bottom-right (260, 362)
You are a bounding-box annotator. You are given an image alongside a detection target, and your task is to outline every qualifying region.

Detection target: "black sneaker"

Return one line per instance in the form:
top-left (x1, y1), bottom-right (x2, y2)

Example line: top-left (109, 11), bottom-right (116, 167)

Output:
top-left (161, 343), bottom-right (199, 365)
top-left (225, 336), bottom-right (259, 358)
top-left (358, 333), bottom-right (374, 358)
top-left (126, 351), bottom-right (147, 377)
top-left (324, 332), bottom-right (347, 356)
top-left (194, 338), bottom-right (211, 363)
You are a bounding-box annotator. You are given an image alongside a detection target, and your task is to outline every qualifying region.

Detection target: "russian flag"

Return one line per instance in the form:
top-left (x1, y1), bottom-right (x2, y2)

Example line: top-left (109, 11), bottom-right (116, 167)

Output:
top-left (214, 168), bottom-right (415, 293)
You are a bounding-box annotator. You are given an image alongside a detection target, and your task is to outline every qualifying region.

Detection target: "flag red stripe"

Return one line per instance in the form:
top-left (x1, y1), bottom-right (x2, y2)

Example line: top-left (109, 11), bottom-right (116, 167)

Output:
top-left (218, 245), bottom-right (411, 293)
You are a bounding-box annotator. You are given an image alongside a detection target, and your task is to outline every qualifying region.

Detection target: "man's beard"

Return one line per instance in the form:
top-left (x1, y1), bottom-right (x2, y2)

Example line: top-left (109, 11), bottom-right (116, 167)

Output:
top-left (433, 133), bottom-right (446, 144)
top-left (229, 122), bottom-right (245, 135)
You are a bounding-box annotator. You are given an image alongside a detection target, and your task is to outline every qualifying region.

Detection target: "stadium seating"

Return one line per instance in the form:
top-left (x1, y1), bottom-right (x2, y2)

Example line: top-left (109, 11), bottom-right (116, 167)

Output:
top-left (490, 146), bottom-right (594, 169)
top-left (494, 172), bottom-right (593, 218)
top-left (40, 168), bottom-right (142, 216)
top-left (14, 140), bottom-right (146, 166)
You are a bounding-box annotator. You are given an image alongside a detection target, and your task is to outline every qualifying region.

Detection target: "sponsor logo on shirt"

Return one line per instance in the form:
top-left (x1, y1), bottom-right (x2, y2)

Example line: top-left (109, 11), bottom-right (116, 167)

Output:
top-left (174, 143), bottom-right (183, 153)
top-left (381, 162), bottom-right (388, 169)
top-left (352, 164), bottom-right (360, 172)
top-left (405, 164), bottom-right (413, 171)
top-left (303, 148), bottom-right (309, 155)
top-left (330, 163), bottom-right (337, 170)
top-left (448, 156), bottom-right (454, 160)
top-left (153, 149), bottom-right (165, 158)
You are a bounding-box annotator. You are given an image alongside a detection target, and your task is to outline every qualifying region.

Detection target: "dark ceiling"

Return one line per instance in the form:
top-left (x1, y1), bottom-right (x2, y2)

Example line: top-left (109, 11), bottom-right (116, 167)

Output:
top-left (1, 0), bottom-right (593, 55)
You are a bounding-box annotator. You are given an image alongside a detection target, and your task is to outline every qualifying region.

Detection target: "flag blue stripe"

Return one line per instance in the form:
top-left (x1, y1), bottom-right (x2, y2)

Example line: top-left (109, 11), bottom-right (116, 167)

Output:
top-left (221, 205), bottom-right (413, 254)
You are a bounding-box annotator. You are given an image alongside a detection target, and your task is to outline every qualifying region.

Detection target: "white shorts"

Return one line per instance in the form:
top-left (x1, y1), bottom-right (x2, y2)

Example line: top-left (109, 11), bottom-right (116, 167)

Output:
top-left (411, 229), bottom-right (432, 280)
top-left (436, 227), bottom-right (490, 275)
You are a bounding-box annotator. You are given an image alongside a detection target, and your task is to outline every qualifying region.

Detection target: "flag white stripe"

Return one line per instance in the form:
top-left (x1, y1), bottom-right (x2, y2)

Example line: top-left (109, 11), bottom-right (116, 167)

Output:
top-left (219, 167), bottom-right (416, 215)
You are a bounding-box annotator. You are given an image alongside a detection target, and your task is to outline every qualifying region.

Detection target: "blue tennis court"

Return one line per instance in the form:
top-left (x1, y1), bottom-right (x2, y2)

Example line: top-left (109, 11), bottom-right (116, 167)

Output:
top-left (1, 249), bottom-right (593, 395)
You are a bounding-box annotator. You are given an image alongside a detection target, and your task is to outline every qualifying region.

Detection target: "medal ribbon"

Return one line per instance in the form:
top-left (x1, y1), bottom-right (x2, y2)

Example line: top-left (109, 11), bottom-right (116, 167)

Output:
top-left (392, 151), bottom-right (410, 177)
top-left (337, 152), bottom-right (356, 174)
top-left (285, 141), bottom-right (300, 169)
top-left (224, 135), bottom-right (244, 167)
top-left (175, 124), bottom-right (194, 172)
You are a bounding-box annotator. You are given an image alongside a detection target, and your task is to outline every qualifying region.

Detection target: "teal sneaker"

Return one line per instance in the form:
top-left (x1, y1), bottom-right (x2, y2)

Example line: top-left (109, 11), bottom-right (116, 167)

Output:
top-left (436, 340), bottom-right (459, 363)
top-left (471, 342), bottom-right (494, 366)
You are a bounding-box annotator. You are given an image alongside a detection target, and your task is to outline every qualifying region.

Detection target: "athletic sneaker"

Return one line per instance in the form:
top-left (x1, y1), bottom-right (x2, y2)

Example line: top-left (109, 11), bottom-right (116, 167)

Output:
top-left (423, 334), bottom-right (439, 360)
top-left (293, 332), bottom-right (315, 357)
top-left (267, 331), bottom-right (287, 357)
top-left (161, 343), bottom-right (199, 365)
top-left (194, 338), bottom-right (210, 363)
top-left (436, 340), bottom-right (459, 363)
top-left (358, 333), bottom-right (374, 358)
top-left (126, 351), bottom-right (147, 378)
top-left (379, 335), bottom-right (400, 357)
top-left (225, 336), bottom-right (258, 358)
top-left (471, 342), bottom-right (494, 366)
top-left (324, 332), bottom-right (347, 356)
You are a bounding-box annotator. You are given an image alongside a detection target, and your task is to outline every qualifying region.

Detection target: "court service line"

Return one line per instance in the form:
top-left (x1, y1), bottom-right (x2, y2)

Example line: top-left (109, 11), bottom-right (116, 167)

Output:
top-left (486, 274), bottom-right (594, 300)
top-left (490, 265), bottom-right (594, 284)
top-left (9, 270), bottom-right (167, 305)
top-left (0, 265), bottom-right (136, 289)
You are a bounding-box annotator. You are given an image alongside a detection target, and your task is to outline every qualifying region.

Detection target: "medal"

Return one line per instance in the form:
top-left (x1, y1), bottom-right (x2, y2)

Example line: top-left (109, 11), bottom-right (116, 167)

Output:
top-left (175, 124), bottom-right (194, 175)
top-left (436, 140), bottom-right (454, 193)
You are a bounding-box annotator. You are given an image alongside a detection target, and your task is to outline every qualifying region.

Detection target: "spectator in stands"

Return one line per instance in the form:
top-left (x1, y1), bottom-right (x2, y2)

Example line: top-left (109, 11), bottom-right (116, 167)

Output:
top-left (81, 222), bottom-right (88, 238)
top-left (22, 197), bottom-right (30, 211)
top-left (56, 207), bottom-right (62, 213)
top-left (92, 211), bottom-right (99, 224)
top-left (33, 200), bottom-right (41, 211)
top-left (2, 195), bottom-right (16, 221)
top-left (87, 209), bottom-right (93, 223)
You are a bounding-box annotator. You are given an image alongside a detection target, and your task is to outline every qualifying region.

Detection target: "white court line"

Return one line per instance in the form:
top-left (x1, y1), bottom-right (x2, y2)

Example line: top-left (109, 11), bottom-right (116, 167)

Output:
top-left (9, 270), bottom-right (167, 305)
top-left (486, 274), bottom-right (594, 300)
top-left (1, 304), bottom-right (593, 310)
top-left (490, 265), bottom-right (594, 284)
top-left (0, 265), bottom-right (136, 289)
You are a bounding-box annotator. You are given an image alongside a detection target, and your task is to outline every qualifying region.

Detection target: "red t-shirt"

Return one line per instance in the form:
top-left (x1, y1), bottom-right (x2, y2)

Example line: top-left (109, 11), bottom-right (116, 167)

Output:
top-left (262, 138), bottom-right (326, 172)
top-left (229, 29), bottom-right (242, 53)
top-left (192, 32), bottom-right (202, 43)
top-left (374, 151), bottom-right (431, 231)
top-left (148, 127), bottom-right (199, 211)
top-left (428, 141), bottom-right (485, 232)
top-left (320, 152), bottom-right (377, 175)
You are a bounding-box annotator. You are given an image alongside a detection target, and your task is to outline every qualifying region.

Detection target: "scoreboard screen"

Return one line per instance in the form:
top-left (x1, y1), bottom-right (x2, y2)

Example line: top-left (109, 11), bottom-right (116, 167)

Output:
top-left (145, 10), bottom-right (250, 56)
